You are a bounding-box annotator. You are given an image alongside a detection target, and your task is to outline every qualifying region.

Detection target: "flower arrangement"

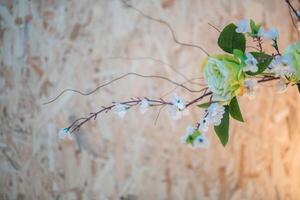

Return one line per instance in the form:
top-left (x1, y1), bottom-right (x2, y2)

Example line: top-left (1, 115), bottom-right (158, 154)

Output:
top-left (50, 0), bottom-right (300, 148)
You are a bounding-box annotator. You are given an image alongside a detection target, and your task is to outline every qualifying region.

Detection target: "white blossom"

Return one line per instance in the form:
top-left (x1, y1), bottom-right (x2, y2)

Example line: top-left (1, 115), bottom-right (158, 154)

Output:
top-left (243, 53), bottom-right (258, 73)
top-left (243, 79), bottom-right (258, 97)
top-left (193, 135), bottom-right (210, 148)
top-left (181, 126), bottom-right (210, 148)
top-left (139, 98), bottom-right (150, 114)
top-left (180, 125), bottom-right (195, 144)
top-left (264, 28), bottom-right (279, 40)
top-left (257, 27), bottom-right (279, 40)
top-left (58, 128), bottom-right (71, 139)
top-left (199, 111), bottom-right (209, 132)
top-left (235, 19), bottom-right (249, 33)
top-left (269, 55), bottom-right (294, 77)
top-left (170, 94), bottom-right (186, 110)
top-left (198, 103), bottom-right (225, 132)
top-left (207, 103), bottom-right (225, 126)
top-left (276, 79), bottom-right (288, 94)
top-left (114, 103), bottom-right (129, 118)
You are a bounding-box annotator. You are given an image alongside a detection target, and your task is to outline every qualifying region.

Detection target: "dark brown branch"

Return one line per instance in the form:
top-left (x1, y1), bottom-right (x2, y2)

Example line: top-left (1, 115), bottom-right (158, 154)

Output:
top-left (288, 4), bottom-right (300, 39)
top-left (285, 0), bottom-right (300, 21)
top-left (66, 75), bottom-right (282, 134)
top-left (68, 97), bottom-right (172, 132)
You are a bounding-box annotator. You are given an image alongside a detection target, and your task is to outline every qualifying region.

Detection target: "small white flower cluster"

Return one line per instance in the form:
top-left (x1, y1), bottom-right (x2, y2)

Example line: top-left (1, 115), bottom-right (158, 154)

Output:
top-left (269, 55), bottom-right (294, 77)
top-left (243, 53), bottom-right (258, 73)
top-left (170, 93), bottom-right (186, 110)
top-left (180, 125), bottom-right (210, 149)
top-left (235, 19), bottom-right (279, 41)
top-left (168, 94), bottom-right (187, 120)
top-left (235, 19), bottom-right (250, 33)
top-left (257, 27), bottom-right (278, 40)
top-left (181, 103), bottom-right (225, 149)
top-left (199, 103), bottom-right (225, 132)
top-left (114, 98), bottom-right (151, 118)
top-left (114, 103), bottom-right (130, 118)
top-left (276, 78), bottom-right (288, 94)
top-left (58, 128), bottom-right (71, 139)
top-left (243, 79), bottom-right (258, 98)
top-left (140, 98), bottom-right (150, 114)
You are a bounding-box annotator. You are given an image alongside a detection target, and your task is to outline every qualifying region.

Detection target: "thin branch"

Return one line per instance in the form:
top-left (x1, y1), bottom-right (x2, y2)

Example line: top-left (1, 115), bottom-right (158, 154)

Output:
top-left (208, 22), bottom-right (221, 32)
top-left (120, 0), bottom-right (210, 56)
top-left (257, 76), bottom-right (280, 83)
top-left (66, 75), bottom-right (283, 134)
top-left (285, 0), bottom-right (300, 21)
top-left (44, 72), bottom-right (205, 105)
top-left (246, 45), bottom-right (261, 51)
top-left (288, 5), bottom-right (300, 39)
top-left (253, 37), bottom-right (264, 52)
top-left (103, 56), bottom-right (204, 85)
top-left (68, 97), bottom-right (172, 132)
top-left (154, 105), bottom-right (166, 125)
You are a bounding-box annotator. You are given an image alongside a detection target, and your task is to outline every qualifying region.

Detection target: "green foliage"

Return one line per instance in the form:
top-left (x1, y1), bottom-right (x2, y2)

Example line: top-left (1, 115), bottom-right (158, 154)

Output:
top-left (229, 97), bottom-right (244, 122)
top-left (218, 23), bottom-right (246, 53)
top-left (214, 106), bottom-right (230, 146)
top-left (246, 52), bottom-right (273, 76)
top-left (197, 102), bottom-right (211, 108)
top-left (233, 49), bottom-right (245, 63)
top-left (185, 129), bottom-right (201, 144)
top-left (249, 19), bottom-right (261, 35)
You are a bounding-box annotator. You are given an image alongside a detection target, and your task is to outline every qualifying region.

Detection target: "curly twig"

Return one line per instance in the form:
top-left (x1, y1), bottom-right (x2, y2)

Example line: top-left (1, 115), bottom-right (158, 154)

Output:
top-left (120, 0), bottom-right (210, 56)
top-left (103, 56), bottom-right (204, 85)
top-left (44, 72), bottom-right (205, 105)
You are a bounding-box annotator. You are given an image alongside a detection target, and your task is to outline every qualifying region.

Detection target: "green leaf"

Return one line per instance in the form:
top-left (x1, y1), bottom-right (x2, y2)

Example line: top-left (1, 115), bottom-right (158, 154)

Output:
top-left (214, 106), bottom-right (230, 146)
top-left (246, 52), bottom-right (273, 76)
top-left (218, 23), bottom-right (246, 53)
top-left (197, 102), bottom-right (211, 108)
top-left (229, 97), bottom-right (244, 122)
top-left (249, 19), bottom-right (261, 35)
top-left (233, 49), bottom-right (245, 62)
top-left (250, 19), bottom-right (256, 33)
top-left (186, 129), bottom-right (201, 144)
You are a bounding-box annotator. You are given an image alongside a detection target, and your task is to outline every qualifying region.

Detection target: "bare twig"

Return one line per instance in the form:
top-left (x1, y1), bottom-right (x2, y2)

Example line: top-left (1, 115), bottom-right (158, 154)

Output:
top-left (253, 37), bottom-right (264, 52)
top-left (285, 0), bottom-right (300, 21)
top-left (120, 0), bottom-right (210, 56)
top-left (288, 5), bottom-right (300, 39)
top-left (44, 72), bottom-right (205, 105)
top-left (208, 23), bottom-right (221, 32)
top-left (103, 56), bottom-right (204, 85)
top-left (154, 105), bottom-right (166, 125)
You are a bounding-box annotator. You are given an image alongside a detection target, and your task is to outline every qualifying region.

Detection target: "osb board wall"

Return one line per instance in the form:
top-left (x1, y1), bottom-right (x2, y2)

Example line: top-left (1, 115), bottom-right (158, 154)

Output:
top-left (0, 0), bottom-right (300, 199)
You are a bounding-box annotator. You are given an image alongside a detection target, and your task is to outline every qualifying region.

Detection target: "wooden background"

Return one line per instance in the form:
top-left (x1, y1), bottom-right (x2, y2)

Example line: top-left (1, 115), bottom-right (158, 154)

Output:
top-left (1, 0), bottom-right (300, 199)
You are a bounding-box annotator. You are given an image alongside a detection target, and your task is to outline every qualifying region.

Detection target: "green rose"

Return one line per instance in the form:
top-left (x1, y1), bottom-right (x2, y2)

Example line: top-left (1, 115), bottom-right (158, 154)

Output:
top-left (202, 55), bottom-right (245, 102)
top-left (284, 41), bottom-right (300, 83)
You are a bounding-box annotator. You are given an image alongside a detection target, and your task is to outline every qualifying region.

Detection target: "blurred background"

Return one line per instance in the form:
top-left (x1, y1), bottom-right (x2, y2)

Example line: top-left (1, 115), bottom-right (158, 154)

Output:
top-left (1, 0), bottom-right (300, 199)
